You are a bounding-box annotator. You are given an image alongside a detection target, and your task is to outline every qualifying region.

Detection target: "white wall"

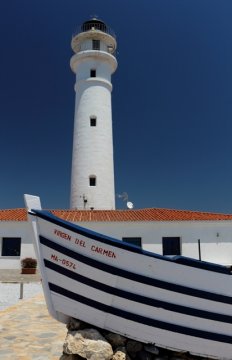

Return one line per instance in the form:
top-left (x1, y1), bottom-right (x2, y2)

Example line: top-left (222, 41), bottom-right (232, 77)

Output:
top-left (74, 220), bottom-right (232, 266)
top-left (0, 222), bottom-right (36, 269)
top-left (70, 57), bottom-right (116, 210)
top-left (1, 219), bottom-right (232, 269)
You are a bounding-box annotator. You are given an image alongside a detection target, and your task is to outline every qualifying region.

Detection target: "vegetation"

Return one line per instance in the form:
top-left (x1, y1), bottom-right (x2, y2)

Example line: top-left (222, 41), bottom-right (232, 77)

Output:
top-left (21, 257), bottom-right (37, 269)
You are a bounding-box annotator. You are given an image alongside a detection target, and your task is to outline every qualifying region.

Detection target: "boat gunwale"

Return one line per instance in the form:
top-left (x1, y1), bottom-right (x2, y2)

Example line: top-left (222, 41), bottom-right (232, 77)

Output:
top-left (30, 209), bottom-right (231, 275)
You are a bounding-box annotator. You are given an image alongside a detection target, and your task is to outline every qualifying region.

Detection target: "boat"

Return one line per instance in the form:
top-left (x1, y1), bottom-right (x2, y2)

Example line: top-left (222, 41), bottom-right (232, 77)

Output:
top-left (24, 194), bottom-right (232, 359)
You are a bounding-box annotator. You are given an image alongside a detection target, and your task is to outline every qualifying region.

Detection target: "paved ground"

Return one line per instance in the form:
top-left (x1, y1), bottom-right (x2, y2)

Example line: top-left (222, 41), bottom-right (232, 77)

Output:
top-left (0, 270), bottom-right (67, 359)
top-left (0, 269), bottom-right (41, 283)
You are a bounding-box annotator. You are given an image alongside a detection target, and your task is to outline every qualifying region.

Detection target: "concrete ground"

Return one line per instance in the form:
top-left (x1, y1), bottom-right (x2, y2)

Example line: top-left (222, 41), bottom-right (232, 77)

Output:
top-left (0, 269), bottom-right (41, 283)
top-left (0, 270), bottom-right (67, 359)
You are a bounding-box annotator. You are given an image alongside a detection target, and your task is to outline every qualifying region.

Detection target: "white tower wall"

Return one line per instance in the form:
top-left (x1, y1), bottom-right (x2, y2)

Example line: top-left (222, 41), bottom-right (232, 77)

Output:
top-left (70, 20), bottom-right (117, 210)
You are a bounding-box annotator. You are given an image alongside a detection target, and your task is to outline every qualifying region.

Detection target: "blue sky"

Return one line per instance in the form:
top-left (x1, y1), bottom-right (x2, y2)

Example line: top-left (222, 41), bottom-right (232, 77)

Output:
top-left (1, 0), bottom-right (232, 212)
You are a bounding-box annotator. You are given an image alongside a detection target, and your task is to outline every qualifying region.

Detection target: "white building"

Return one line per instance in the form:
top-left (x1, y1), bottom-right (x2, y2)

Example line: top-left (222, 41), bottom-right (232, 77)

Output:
top-left (1, 207), bottom-right (232, 269)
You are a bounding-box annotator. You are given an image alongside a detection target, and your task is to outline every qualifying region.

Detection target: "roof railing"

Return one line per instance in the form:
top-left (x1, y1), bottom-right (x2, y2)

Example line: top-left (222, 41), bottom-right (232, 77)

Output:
top-left (73, 22), bottom-right (116, 39)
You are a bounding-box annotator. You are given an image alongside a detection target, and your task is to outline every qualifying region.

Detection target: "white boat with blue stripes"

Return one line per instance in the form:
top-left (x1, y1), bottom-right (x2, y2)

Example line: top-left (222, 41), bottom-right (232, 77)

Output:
top-left (25, 195), bottom-right (232, 360)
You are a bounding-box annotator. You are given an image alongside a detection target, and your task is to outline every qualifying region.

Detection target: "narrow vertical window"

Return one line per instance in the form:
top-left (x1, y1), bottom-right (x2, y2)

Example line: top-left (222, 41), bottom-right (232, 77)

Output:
top-left (89, 175), bottom-right (96, 186)
top-left (90, 116), bottom-right (97, 127)
top-left (92, 39), bottom-right (100, 50)
top-left (90, 69), bottom-right (96, 77)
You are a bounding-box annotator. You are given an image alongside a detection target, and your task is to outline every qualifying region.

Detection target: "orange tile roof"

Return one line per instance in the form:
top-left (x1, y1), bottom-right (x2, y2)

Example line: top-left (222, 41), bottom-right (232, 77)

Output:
top-left (1, 207), bottom-right (232, 222)
top-left (0, 208), bottom-right (27, 221)
top-left (52, 208), bottom-right (232, 222)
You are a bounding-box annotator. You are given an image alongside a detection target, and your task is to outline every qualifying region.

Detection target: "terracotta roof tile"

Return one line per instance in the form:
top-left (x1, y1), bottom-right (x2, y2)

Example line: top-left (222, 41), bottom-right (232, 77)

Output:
top-left (0, 208), bottom-right (27, 221)
top-left (1, 208), bottom-right (232, 222)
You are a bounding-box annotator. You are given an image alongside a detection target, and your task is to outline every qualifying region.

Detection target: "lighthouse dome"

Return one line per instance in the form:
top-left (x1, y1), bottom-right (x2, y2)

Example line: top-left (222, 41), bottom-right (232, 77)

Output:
top-left (81, 19), bottom-right (107, 33)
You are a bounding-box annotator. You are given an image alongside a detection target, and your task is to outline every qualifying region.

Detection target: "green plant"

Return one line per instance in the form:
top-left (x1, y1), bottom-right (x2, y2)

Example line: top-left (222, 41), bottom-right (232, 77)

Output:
top-left (21, 257), bottom-right (37, 269)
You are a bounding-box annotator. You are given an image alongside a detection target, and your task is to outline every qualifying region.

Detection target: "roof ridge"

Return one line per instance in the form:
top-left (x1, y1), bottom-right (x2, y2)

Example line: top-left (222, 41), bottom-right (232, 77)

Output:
top-left (0, 207), bottom-right (26, 211)
top-left (48, 207), bottom-right (232, 216)
top-left (0, 207), bottom-right (231, 215)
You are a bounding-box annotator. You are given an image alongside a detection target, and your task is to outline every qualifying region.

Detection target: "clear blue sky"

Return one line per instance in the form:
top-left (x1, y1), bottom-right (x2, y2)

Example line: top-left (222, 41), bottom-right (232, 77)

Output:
top-left (1, 0), bottom-right (232, 212)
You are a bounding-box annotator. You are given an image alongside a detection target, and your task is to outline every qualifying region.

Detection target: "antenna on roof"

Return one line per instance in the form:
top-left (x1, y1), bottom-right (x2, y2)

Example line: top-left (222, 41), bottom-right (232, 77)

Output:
top-left (116, 192), bottom-right (134, 209)
top-left (90, 14), bottom-right (99, 19)
top-left (117, 192), bottom-right (128, 201)
top-left (80, 194), bottom-right (88, 209)
top-left (127, 201), bottom-right (134, 209)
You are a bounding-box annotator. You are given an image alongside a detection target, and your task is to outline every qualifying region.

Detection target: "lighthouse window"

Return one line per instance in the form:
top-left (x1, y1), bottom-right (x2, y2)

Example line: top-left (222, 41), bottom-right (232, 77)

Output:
top-left (90, 117), bottom-right (97, 127)
top-left (89, 176), bottom-right (96, 186)
top-left (92, 39), bottom-right (100, 50)
top-left (90, 69), bottom-right (96, 77)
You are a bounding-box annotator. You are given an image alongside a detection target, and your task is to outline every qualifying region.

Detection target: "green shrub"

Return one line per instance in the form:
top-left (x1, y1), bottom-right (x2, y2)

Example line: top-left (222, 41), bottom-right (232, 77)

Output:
top-left (21, 257), bottom-right (37, 268)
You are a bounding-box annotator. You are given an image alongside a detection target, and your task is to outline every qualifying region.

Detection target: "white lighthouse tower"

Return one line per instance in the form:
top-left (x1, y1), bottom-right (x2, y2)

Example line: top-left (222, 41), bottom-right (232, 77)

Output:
top-left (70, 19), bottom-right (117, 210)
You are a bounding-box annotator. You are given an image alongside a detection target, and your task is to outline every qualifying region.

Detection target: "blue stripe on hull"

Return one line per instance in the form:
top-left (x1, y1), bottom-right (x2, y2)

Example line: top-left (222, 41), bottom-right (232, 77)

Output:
top-left (48, 282), bottom-right (232, 344)
top-left (33, 210), bottom-right (231, 275)
top-left (40, 236), bottom-right (232, 304)
top-left (44, 258), bottom-right (232, 323)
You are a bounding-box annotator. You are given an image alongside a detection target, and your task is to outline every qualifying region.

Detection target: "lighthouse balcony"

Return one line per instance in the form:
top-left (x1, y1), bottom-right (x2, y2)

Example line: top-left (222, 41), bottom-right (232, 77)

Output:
top-left (70, 50), bottom-right (118, 74)
top-left (71, 20), bottom-right (117, 55)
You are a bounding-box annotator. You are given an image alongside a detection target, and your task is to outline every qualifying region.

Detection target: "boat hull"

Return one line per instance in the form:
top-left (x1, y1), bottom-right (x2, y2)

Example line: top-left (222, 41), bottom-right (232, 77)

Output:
top-left (30, 210), bottom-right (232, 359)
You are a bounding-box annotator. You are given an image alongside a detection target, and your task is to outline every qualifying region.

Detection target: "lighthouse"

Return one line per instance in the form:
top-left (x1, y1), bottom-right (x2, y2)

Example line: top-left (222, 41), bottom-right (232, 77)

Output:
top-left (70, 19), bottom-right (117, 210)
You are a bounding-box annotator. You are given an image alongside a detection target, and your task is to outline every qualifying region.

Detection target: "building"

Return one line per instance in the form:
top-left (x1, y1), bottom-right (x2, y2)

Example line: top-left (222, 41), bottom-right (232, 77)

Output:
top-left (1, 207), bottom-right (232, 269)
top-left (70, 19), bottom-right (117, 210)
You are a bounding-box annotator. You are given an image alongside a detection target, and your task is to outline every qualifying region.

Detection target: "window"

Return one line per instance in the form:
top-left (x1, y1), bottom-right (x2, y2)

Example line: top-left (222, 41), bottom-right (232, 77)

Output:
top-left (162, 237), bottom-right (181, 256)
top-left (89, 175), bottom-right (96, 186)
top-left (90, 69), bottom-right (96, 77)
top-left (90, 116), bottom-right (97, 127)
top-left (1, 237), bottom-right (21, 256)
top-left (92, 39), bottom-right (100, 50)
top-left (122, 237), bottom-right (142, 248)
